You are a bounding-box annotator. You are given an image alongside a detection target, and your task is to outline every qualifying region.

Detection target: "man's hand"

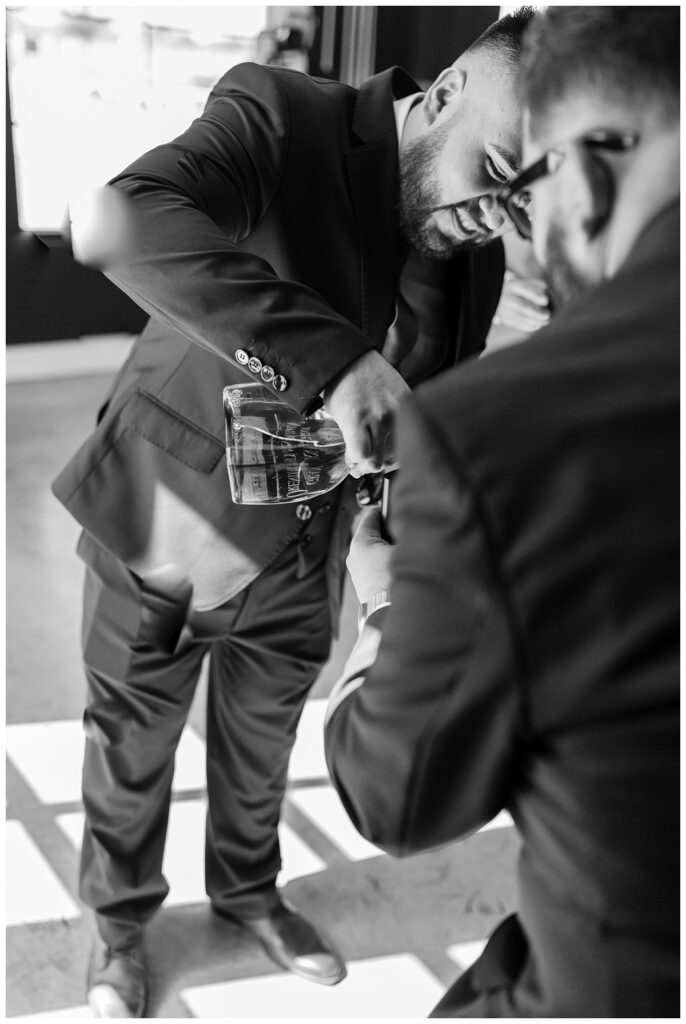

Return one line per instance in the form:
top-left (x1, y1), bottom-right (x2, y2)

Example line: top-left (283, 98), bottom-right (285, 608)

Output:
top-left (347, 508), bottom-right (393, 603)
top-left (323, 349), bottom-right (411, 477)
top-left (493, 270), bottom-right (551, 334)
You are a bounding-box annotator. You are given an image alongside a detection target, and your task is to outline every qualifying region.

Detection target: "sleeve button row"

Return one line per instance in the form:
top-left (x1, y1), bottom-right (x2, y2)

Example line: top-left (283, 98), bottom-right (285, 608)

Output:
top-left (234, 350), bottom-right (289, 392)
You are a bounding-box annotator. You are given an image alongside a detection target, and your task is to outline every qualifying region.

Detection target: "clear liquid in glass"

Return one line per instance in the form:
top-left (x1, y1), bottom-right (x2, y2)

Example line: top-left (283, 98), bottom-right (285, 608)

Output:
top-left (223, 383), bottom-right (349, 505)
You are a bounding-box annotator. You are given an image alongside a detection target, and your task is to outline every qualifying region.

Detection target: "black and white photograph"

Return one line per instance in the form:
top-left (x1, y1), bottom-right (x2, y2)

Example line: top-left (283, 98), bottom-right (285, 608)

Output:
top-left (5, 3), bottom-right (679, 1019)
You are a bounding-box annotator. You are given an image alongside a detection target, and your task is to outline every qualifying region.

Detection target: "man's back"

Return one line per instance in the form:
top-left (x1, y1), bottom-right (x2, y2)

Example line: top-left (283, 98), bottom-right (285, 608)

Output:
top-left (419, 201), bottom-right (679, 1014)
top-left (326, 201), bottom-right (679, 1016)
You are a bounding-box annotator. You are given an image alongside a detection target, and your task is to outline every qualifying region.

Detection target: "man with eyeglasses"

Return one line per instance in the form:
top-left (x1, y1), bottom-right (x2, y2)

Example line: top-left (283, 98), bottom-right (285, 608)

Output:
top-left (325, 7), bottom-right (678, 1017)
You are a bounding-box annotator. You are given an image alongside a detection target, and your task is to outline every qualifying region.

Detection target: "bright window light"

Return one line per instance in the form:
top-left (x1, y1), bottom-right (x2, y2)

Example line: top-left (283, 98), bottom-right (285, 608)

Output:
top-left (7, 6), bottom-right (268, 233)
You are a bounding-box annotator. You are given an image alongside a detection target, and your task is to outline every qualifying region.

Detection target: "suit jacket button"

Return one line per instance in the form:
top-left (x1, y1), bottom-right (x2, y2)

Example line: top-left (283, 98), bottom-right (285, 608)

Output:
top-left (296, 504), bottom-right (313, 521)
top-left (248, 356), bottom-right (262, 374)
top-left (261, 365), bottom-right (275, 383)
top-left (235, 349), bottom-right (249, 365)
top-left (273, 374), bottom-right (288, 392)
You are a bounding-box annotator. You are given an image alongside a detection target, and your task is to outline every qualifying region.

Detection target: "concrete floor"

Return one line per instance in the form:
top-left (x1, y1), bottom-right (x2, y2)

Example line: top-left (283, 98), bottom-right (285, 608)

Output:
top-left (6, 342), bottom-right (519, 1019)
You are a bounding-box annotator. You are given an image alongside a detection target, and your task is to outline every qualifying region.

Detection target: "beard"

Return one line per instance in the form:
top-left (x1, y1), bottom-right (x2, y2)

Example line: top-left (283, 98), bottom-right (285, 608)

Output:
top-left (542, 220), bottom-right (597, 308)
top-left (399, 130), bottom-right (496, 261)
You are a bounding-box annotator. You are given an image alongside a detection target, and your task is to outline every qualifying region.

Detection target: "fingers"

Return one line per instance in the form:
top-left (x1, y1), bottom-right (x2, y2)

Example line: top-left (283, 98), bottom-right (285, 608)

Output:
top-left (343, 422), bottom-right (373, 476)
top-left (495, 279), bottom-right (552, 333)
top-left (324, 350), bottom-right (409, 474)
top-left (511, 287), bottom-right (550, 311)
top-left (506, 307), bottom-right (551, 332)
top-left (353, 507), bottom-right (384, 543)
top-left (367, 413), bottom-right (396, 473)
top-left (347, 506), bottom-right (392, 602)
top-left (503, 271), bottom-right (550, 304)
top-left (506, 274), bottom-right (549, 302)
top-left (345, 422), bottom-right (395, 476)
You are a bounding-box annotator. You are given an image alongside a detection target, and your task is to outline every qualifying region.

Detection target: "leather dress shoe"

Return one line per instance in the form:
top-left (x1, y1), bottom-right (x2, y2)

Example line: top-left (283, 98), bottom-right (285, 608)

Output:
top-left (219, 895), bottom-right (347, 986)
top-left (86, 931), bottom-right (147, 1018)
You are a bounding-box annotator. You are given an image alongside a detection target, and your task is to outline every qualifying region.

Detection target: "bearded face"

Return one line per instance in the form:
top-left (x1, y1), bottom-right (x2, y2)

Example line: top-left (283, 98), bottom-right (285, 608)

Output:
top-left (399, 125), bottom-right (504, 260)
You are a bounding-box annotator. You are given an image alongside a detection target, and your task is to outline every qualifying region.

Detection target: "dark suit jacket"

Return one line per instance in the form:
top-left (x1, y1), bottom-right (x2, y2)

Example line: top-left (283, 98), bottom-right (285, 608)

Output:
top-left (52, 63), bottom-right (503, 615)
top-left (325, 202), bottom-right (679, 1016)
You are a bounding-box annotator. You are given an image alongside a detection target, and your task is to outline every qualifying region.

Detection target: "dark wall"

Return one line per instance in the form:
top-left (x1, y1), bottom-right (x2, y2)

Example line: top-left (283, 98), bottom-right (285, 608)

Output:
top-left (6, 63), bottom-right (146, 345)
top-left (375, 6), bottom-right (499, 83)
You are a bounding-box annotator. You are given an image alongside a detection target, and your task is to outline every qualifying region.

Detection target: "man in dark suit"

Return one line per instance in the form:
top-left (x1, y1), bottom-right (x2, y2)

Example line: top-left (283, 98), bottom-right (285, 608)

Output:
top-left (325, 7), bottom-right (679, 1017)
top-left (53, 9), bottom-right (535, 1017)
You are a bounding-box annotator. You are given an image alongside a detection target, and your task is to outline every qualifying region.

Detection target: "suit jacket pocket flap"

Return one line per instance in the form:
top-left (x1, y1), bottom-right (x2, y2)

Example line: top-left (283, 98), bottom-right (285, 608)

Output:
top-left (121, 389), bottom-right (224, 473)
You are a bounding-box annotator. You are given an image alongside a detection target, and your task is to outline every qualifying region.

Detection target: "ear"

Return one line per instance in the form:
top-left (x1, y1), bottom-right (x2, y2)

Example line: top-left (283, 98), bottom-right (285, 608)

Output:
top-left (422, 67), bottom-right (466, 125)
top-left (566, 145), bottom-right (615, 241)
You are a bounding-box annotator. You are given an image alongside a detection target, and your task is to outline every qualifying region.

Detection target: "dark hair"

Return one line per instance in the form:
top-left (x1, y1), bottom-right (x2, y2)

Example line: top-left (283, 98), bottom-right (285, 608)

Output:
top-left (466, 7), bottom-right (537, 71)
top-left (519, 7), bottom-right (680, 128)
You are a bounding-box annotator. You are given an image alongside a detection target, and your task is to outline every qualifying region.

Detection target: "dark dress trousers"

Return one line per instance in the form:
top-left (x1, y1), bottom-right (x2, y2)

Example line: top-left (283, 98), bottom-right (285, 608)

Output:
top-left (52, 63), bottom-right (503, 941)
top-left (325, 202), bottom-right (679, 1017)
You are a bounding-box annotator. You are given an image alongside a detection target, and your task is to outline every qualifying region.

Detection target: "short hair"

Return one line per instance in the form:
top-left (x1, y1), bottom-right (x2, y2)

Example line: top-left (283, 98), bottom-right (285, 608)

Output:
top-left (519, 7), bottom-right (680, 130)
top-left (465, 7), bottom-right (537, 72)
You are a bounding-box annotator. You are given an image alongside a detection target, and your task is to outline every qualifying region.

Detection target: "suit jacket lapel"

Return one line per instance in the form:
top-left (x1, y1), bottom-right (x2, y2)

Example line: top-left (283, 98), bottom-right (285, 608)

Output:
top-left (345, 68), bottom-right (419, 346)
top-left (345, 67), bottom-right (505, 362)
top-left (345, 141), bottom-right (398, 344)
top-left (447, 240), bottom-right (506, 365)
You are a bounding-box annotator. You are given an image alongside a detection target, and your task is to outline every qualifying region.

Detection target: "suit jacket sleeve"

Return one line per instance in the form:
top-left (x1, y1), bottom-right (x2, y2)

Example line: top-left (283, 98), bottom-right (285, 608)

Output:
top-left (324, 392), bottom-right (523, 856)
top-left (103, 63), bottom-right (374, 413)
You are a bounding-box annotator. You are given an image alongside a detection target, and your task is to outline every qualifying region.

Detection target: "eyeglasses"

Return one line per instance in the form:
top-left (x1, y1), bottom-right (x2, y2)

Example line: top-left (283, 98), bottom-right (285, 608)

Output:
top-left (497, 129), bottom-right (640, 240)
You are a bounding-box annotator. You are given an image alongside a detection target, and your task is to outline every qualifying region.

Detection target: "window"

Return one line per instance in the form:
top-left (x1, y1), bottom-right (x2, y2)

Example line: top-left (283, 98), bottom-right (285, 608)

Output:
top-left (7, 6), bottom-right (267, 232)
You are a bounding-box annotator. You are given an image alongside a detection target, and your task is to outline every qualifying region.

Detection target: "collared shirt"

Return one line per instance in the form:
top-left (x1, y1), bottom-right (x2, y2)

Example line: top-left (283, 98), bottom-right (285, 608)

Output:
top-left (393, 91), bottom-right (424, 150)
top-left (385, 93), bottom-right (450, 385)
